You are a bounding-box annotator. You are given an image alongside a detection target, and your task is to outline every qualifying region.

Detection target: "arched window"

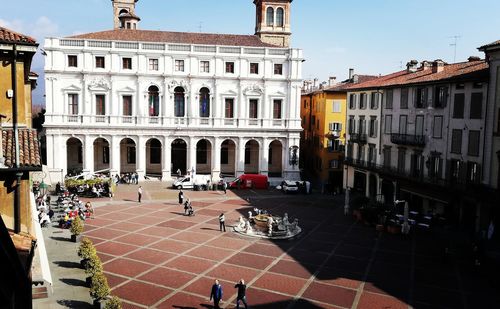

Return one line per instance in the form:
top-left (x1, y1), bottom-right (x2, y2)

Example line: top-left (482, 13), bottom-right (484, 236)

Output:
top-left (276, 8), bottom-right (284, 27)
top-left (266, 7), bottom-right (274, 26)
top-left (148, 85), bottom-right (159, 117)
top-left (174, 86), bottom-right (185, 117)
top-left (199, 87), bottom-right (210, 118)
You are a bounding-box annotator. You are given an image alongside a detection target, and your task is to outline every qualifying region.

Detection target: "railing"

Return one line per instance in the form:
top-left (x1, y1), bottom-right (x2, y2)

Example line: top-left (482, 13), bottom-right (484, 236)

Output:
top-left (390, 134), bottom-right (426, 146)
top-left (350, 133), bottom-right (367, 143)
top-left (95, 115), bottom-right (107, 123)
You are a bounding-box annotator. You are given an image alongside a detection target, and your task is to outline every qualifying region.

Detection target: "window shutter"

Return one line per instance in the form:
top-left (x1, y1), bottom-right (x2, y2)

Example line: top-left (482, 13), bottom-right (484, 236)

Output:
top-left (445, 159), bottom-right (452, 181)
top-left (339, 123), bottom-right (343, 131)
top-left (459, 161), bottom-right (467, 184)
top-left (438, 158), bottom-right (443, 179)
top-left (428, 87), bottom-right (434, 107)
top-left (410, 154), bottom-right (415, 175)
top-left (413, 88), bottom-right (418, 108)
top-left (374, 119), bottom-right (378, 138)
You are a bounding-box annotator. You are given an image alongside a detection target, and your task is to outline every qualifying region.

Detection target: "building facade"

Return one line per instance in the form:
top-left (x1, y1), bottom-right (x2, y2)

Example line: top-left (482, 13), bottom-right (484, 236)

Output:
top-left (44, 0), bottom-right (303, 182)
top-left (345, 57), bottom-right (495, 234)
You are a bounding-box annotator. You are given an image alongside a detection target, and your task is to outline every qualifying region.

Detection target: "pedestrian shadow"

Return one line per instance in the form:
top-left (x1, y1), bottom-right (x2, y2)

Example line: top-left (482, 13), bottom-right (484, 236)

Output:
top-left (122, 199), bottom-right (138, 202)
top-left (49, 236), bottom-right (71, 242)
top-left (56, 299), bottom-right (92, 308)
top-left (200, 227), bottom-right (219, 231)
top-left (53, 261), bottom-right (82, 269)
top-left (170, 212), bottom-right (187, 216)
top-left (60, 278), bottom-right (87, 287)
top-left (172, 306), bottom-right (198, 309)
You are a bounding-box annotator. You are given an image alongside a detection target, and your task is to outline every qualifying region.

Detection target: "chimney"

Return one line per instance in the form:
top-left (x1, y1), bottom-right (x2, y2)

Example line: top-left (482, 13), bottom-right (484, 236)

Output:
top-left (468, 56), bottom-right (481, 62)
top-left (420, 60), bottom-right (432, 71)
top-left (349, 68), bottom-right (354, 80)
top-left (432, 59), bottom-right (445, 73)
top-left (353, 74), bottom-right (359, 84)
top-left (313, 78), bottom-right (318, 89)
top-left (328, 76), bottom-right (337, 86)
top-left (406, 60), bottom-right (418, 73)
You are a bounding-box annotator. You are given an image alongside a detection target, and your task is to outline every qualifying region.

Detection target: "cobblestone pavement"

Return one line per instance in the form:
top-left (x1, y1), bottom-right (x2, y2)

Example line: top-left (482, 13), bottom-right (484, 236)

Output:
top-left (38, 181), bottom-right (499, 308)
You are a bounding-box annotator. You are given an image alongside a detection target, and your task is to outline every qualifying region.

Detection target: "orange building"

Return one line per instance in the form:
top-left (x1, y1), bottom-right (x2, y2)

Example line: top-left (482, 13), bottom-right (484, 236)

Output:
top-left (0, 26), bottom-right (41, 308)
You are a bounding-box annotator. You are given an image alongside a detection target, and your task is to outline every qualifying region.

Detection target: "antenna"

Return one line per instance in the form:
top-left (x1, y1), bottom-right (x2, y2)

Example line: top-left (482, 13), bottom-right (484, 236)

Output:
top-left (449, 35), bottom-right (461, 63)
top-left (198, 22), bottom-right (203, 33)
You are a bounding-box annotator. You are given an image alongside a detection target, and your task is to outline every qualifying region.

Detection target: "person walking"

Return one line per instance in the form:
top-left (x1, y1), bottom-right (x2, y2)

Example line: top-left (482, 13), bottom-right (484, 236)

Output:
top-left (219, 213), bottom-right (226, 232)
top-left (178, 190), bottom-right (184, 205)
top-left (138, 186), bottom-right (142, 203)
top-left (223, 181), bottom-right (227, 194)
top-left (209, 279), bottom-right (223, 309)
top-left (234, 279), bottom-right (248, 309)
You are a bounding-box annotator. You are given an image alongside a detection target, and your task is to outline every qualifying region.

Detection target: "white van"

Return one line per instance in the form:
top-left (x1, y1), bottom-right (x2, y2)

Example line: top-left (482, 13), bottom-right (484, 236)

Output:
top-left (173, 175), bottom-right (211, 189)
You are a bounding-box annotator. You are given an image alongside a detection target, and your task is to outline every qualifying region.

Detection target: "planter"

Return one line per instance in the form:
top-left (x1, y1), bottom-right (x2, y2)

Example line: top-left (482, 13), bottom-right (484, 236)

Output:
top-left (71, 234), bottom-right (81, 243)
top-left (81, 259), bottom-right (89, 269)
top-left (86, 277), bottom-right (92, 287)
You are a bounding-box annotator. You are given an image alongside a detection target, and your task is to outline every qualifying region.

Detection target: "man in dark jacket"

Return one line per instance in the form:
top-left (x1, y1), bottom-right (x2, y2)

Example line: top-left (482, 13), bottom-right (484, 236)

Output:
top-left (234, 279), bottom-right (248, 309)
top-left (210, 279), bottom-right (223, 309)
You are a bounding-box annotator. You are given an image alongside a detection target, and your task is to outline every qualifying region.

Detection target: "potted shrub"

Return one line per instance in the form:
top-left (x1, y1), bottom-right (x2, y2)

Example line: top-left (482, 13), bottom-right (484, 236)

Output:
top-left (104, 296), bottom-right (122, 309)
top-left (70, 216), bottom-right (84, 242)
top-left (78, 237), bottom-right (96, 268)
top-left (85, 252), bottom-right (103, 287)
top-left (90, 272), bottom-right (110, 308)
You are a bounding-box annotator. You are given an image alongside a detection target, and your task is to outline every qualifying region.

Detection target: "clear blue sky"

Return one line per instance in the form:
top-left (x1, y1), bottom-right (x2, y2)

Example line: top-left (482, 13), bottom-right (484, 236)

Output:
top-left (2, 0), bottom-right (500, 105)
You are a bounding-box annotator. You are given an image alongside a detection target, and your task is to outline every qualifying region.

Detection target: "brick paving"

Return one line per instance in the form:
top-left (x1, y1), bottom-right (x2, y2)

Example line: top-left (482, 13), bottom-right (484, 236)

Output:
top-left (81, 183), bottom-right (499, 308)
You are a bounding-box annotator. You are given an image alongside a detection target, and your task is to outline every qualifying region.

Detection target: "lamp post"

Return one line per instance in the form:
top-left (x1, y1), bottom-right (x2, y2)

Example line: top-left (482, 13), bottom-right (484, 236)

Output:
top-left (395, 199), bottom-right (410, 234)
top-left (0, 114), bottom-right (6, 168)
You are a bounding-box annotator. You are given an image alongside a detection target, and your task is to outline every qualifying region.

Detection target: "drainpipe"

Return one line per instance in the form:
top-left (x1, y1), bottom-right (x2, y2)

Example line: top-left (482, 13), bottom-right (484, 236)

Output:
top-left (12, 44), bottom-right (22, 234)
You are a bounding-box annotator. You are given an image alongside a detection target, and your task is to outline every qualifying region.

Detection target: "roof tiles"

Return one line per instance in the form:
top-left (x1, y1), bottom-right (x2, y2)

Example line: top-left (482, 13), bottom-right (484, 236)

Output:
top-left (69, 29), bottom-right (279, 48)
top-left (0, 26), bottom-right (37, 45)
top-left (1, 129), bottom-right (41, 168)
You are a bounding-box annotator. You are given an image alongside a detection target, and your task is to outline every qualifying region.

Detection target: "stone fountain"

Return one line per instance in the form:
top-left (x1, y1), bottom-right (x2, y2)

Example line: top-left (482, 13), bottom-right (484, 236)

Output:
top-left (233, 210), bottom-right (302, 239)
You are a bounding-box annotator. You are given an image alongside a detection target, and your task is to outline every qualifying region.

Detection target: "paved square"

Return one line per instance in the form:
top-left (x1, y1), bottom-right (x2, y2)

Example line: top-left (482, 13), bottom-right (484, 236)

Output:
top-left (83, 185), bottom-right (498, 308)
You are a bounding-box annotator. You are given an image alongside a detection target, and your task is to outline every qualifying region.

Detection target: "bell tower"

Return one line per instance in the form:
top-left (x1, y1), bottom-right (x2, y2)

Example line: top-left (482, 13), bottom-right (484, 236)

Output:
top-left (112, 0), bottom-right (140, 30)
top-left (254, 0), bottom-right (292, 47)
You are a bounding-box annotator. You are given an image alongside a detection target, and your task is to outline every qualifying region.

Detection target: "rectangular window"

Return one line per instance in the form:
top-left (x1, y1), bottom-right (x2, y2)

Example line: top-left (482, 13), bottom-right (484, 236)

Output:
top-left (332, 100), bottom-right (342, 113)
top-left (399, 115), bottom-right (408, 134)
top-left (428, 154), bottom-right (442, 179)
top-left (467, 130), bottom-right (480, 157)
top-left (200, 61), bottom-right (210, 73)
top-left (225, 98), bottom-right (234, 118)
top-left (450, 159), bottom-right (462, 182)
top-left (383, 147), bottom-right (391, 168)
top-left (397, 148), bottom-right (406, 173)
top-left (348, 116), bottom-right (355, 134)
top-left (250, 63), bottom-right (259, 74)
top-left (221, 147), bottom-right (229, 164)
top-left (103, 146), bottom-right (109, 164)
top-left (122, 57), bottom-right (132, 70)
top-left (384, 115), bottom-right (392, 134)
top-left (68, 55), bottom-right (78, 67)
top-left (434, 86), bottom-right (447, 108)
top-left (415, 87), bottom-right (427, 108)
top-left (451, 129), bottom-right (463, 154)
top-left (274, 63), bottom-right (283, 75)
top-left (175, 59), bottom-right (185, 72)
top-left (411, 153), bottom-right (424, 178)
top-left (385, 89), bottom-right (393, 109)
top-left (127, 146), bottom-right (136, 164)
top-left (359, 93), bottom-right (367, 109)
top-left (368, 144), bottom-right (376, 164)
top-left (433, 116), bottom-right (443, 138)
top-left (347, 142), bottom-right (353, 159)
top-left (95, 95), bottom-right (105, 115)
top-left (370, 92), bottom-right (379, 109)
top-left (359, 116), bottom-right (366, 134)
top-left (225, 62), bottom-right (234, 73)
top-left (95, 56), bottom-right (105, 69)
top-left (329, 160), bottom-right (339, 169)
top-left (122, 95), bottom-right (132, 116)
top-left (329, 122), bottom-right (342, 131)
top-left (149, 59), bottom-right (159, 71)
top-left (249, 99), bottom-right (258, 118)
top-left (400, 88), bottom-right (408, 109)
top-left (467, 162), bottom-right (479, 184)
top-left (349, 94), bottom-right (356, 109)
top-left (68, 94), bottom-right (78, 115)
top-left (369, 117), bottom-right (378, 138)
top-left (245, 147), bottom-right (251, 164)
top-left (453, 93), bottom-right (465, 118)
top-left (416, 115), bottom-right (424, 135)
top-left (273, 99), bottom-right (282, 119)
top-left (470, 93), bottom-right (483, 119)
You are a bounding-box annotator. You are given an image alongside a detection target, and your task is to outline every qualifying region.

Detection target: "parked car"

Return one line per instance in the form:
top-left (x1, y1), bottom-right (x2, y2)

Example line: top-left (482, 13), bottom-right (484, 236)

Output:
top-left (173, 175), bottom-right (211, 189)
top-left (228, 174), bottom-right (269, 189)
top-left (279, 180), bottom-right (299, 193)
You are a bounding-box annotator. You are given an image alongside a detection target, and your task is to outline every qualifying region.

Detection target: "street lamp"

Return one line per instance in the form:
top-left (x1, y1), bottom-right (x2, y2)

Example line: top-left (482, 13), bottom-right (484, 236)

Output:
top-left (395, 199), bottom-right (410, 234)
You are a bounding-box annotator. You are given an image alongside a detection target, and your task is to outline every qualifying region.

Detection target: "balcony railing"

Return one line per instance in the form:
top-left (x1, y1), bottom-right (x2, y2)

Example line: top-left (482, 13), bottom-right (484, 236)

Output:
top-left (390, 134), bottom-right (426, 146)
top-left (349, 133), bottom-right (368, 143)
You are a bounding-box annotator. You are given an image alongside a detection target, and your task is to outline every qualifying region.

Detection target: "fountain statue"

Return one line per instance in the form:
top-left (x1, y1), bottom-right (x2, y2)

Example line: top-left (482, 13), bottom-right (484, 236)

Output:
top-left (267, 216), bottom-right (274, 236)
top-left (233, 211), bottom-right (301, 240)
top-left (238, 216), bottom-right (246, 229)
top-left (244, 220), bottom-right (253, 235)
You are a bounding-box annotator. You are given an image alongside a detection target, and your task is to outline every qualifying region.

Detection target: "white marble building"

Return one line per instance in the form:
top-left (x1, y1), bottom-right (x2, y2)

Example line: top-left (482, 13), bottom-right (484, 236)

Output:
top-left (43, 0), bottom-right (302, 182)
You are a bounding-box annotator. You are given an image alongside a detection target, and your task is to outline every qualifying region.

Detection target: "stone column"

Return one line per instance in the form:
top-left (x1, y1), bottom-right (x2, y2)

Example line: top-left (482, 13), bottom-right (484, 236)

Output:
top-left (187, 137), bottom-right (197, 175)
top-left (236, 138), bottom-right (246, 176)
top-left (260, 138), bottom-right (269, 176)
top-left (45, 134), bottom-right (54, 169)
top-left (110, 135), bottom-right (121, 177)
top-left (162, 136), bottom-right (172, 181)
top-left (83, 135), bottom-right (94, 176)
top-left (212, 137), bottom-right (222, 181)
top-left (136, 136), bottom-right (146, 180)
top-left (58, 134), bottom-right (67, 177)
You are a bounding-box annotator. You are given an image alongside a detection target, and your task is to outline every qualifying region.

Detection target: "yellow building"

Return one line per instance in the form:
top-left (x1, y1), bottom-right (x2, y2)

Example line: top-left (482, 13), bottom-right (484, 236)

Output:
top-left (0, 26), bottom-right (41, 308)
top-left (300, 83), bottom-right (347, 192)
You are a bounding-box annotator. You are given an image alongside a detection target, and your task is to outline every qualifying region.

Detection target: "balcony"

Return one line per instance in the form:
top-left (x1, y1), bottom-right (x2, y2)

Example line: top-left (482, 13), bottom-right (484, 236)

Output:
top-left (325, 130), bottom-right (341, 140)
top-left (349, 133), bottom-right (367, 144)
top-left (390, 134), bottom-right (426, 147)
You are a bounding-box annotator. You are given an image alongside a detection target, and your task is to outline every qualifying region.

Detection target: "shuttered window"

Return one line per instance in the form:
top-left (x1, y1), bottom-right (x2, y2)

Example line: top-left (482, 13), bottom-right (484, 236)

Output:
top-left (385, 90), bottom-right (393, 109)
top-left (451, 129), bottom-right (462, 154)
top-left (467, 130), bottom-right (480, 157)
top-left (349, 94), bottom-right (356, 109)
top-left (453, 93), bottom-right (465, 119)
top-left (95, 95), bottom-right (105, 115)
top-left (470, 93), bottom-right (483, 119)
top-left (433, 116), bottom-right (443, 138)
top-left (400, 88), bottom-right (408, 109)
top-left (384, 115), bottom-right (392, 134)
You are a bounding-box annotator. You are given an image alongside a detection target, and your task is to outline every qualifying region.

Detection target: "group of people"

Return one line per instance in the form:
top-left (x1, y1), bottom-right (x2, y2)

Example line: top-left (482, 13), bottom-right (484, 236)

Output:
top-left (115, 172), bottom-right (139, 185)
top-left (178, 190), bottom-right (194, 216)
top-left (210, 279), bottom-right (248, 309)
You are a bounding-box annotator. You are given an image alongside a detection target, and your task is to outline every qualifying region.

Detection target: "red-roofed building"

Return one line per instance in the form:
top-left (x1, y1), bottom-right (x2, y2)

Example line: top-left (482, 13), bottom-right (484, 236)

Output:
top-left (43, 0), bottom-right (303, 183)
top-left (343, 54), bottom-right (498, 235)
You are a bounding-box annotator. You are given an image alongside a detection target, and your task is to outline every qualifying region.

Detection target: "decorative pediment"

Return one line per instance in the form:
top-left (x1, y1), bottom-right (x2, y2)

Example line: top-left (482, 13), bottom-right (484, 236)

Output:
top-left (244, 84), bottom-right (264, 96)
top-left (62, 84), bottom-right (81, 92)
top-left (221, 90), bottom-right (238, 96)
top-left (118, 86), bottom-right (135, 93)
top-left (88, 78), bottom-right (110, 91)
top-left (272, 91), bottom-right (286, 97)
top-left (168, 80), bottom-right (189, 93)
